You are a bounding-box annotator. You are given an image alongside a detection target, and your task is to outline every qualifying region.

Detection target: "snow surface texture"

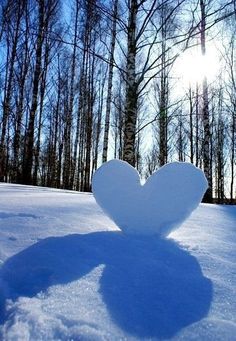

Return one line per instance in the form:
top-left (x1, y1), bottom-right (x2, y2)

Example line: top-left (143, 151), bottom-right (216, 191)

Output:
top-left (0, 183), bottom-right (235, 340)
top-left (92, 160), bottom-right (208, 236)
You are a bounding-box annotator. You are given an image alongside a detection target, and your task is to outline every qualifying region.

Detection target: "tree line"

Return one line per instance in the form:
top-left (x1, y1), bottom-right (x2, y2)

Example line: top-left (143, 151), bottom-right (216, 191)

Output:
top-left (0, 0), bottom-right (235, 203)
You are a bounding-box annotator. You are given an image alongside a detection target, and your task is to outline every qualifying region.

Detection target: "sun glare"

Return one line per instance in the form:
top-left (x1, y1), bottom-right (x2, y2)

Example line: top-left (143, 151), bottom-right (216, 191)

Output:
top-left (176, 47), bottom-right (220, 88)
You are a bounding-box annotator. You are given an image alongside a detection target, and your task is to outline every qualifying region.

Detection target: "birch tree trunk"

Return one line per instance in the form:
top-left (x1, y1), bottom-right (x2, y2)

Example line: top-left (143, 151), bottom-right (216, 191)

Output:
top-left (189, 87), bottom-right (194, 164)
top-left (230, 107), bottom-right (235, 202)
top-left (22, 0), bottom-right (45, 184)
top-left (123, 0), bottom-right (138, 166)
top-left (195, 83), bottom-right (200, 167)
top-left (13, 8), bottom-right (30, 183)
top-left (0, 1), bottom-right (23, 180)
top-left (200, 0), bottom-right (213, 202)
top-left (33, 40), bottom-right (50, 185)
top-left (63, 3), bottom-right (79, 189)
top-left (158, 54), bottom-right (168, 166)
top-left (102, 0), bottom-right (118, 163)
top-left (93, 70), bottom-right (106, 171)
top-left (215, 87), bottom-right (225, 203)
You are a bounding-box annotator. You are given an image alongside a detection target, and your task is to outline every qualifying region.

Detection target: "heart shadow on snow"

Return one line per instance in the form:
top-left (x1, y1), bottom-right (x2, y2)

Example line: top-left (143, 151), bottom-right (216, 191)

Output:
top-left (0, 231), bottom-right (212, 339)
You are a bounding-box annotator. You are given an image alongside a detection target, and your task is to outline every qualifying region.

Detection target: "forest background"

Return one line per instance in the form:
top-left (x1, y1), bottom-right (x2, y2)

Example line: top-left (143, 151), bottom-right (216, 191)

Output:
top-left (0, 0), bottom-right (235, 203)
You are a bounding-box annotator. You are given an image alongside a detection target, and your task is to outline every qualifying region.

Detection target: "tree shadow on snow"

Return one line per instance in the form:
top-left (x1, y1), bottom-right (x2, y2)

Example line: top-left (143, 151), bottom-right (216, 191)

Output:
top-left (0, 231), bottom-right (212, 339)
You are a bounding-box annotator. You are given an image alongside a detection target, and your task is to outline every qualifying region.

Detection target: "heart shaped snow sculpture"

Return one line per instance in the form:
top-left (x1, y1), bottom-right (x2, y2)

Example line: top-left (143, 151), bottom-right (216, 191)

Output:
top-left (92, 160), bottom-right (208, 237)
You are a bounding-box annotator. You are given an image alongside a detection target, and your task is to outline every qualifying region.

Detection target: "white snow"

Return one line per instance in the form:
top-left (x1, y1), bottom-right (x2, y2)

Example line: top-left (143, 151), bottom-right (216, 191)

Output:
top-left (0, 182), bottom-right (235, 340)
top-left (92, 160), bottom-right (208, 236)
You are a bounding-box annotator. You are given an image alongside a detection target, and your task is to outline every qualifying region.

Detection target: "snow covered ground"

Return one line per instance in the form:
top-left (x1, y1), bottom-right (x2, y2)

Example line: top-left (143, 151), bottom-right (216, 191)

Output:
top-left (0, 182), bottom-right (235, 340)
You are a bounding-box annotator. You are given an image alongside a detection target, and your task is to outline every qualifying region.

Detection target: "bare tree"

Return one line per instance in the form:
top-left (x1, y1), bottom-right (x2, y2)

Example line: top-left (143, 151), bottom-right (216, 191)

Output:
top-left (200, 0), bottom-right (212, 202)
top-left (23, 0), bottom-right (60, 184)
top-left (0, 0), bottom-right (25, 181)
top-left (102, 0), bottom-right (118, 163)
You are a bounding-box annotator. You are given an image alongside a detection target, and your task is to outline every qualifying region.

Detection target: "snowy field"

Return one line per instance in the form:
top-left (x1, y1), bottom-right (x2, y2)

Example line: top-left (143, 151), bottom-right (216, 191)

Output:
top-left (0, 182), bottom-right (235, 340)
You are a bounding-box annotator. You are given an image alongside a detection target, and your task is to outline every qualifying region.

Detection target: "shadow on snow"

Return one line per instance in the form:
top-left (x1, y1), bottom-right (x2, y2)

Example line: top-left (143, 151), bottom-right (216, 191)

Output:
top-left (0, 231), bottom-right (212, 339)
